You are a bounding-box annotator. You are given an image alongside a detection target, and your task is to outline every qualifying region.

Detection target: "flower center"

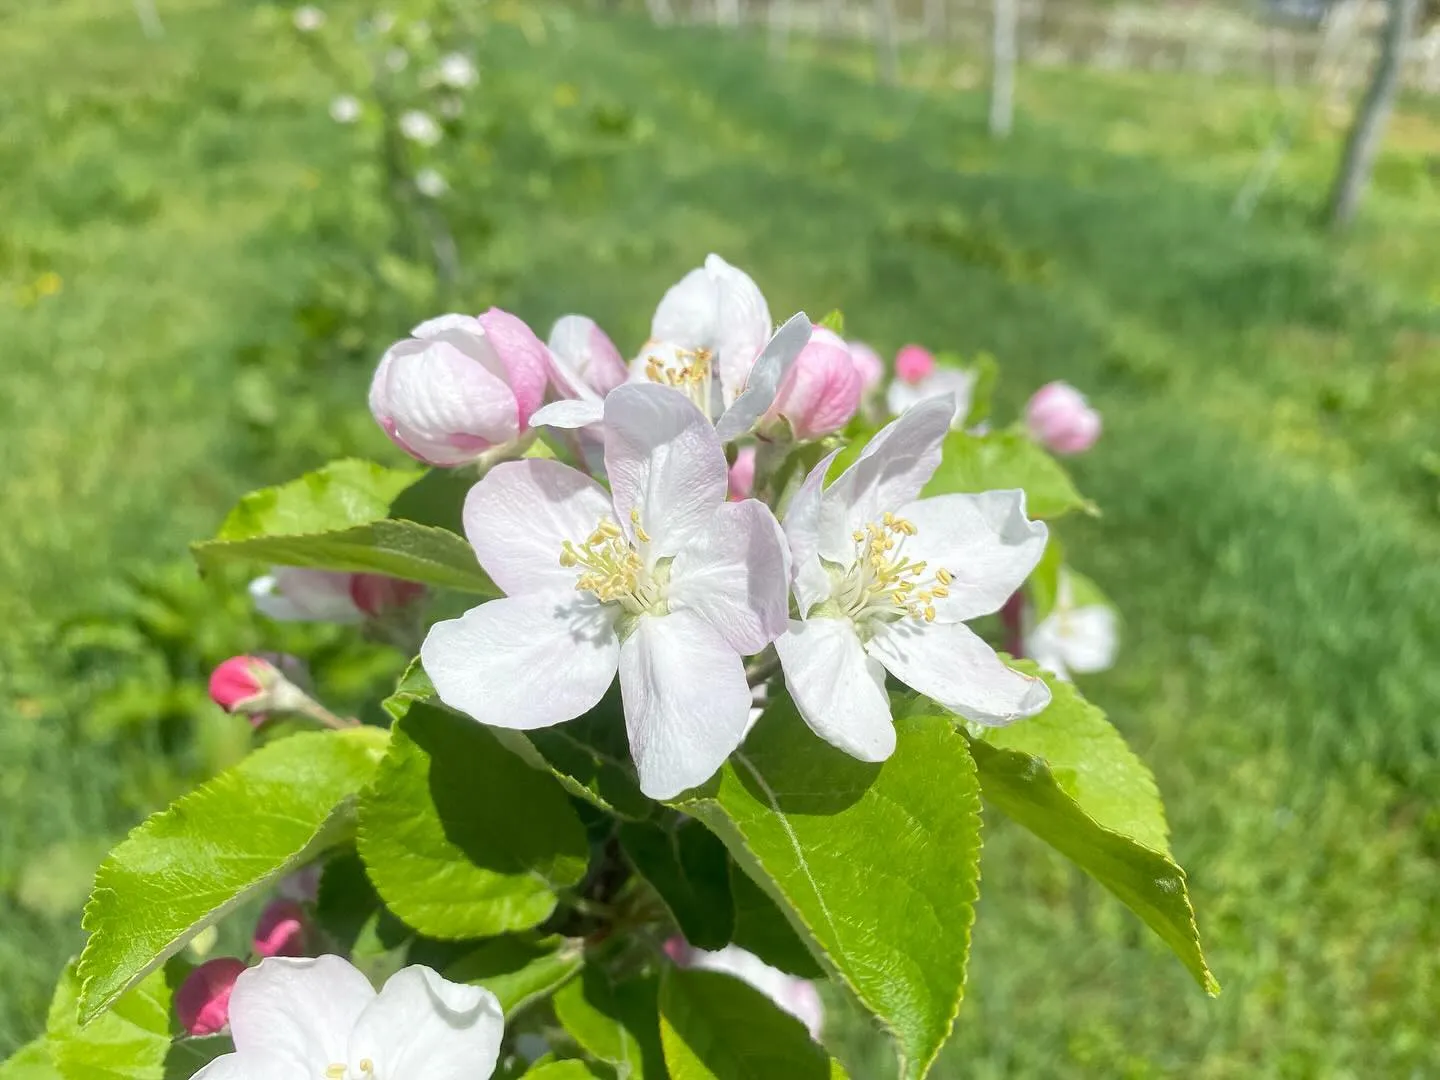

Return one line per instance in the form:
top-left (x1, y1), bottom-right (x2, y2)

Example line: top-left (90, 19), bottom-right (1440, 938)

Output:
top-left (324, 1061), bottom-right (375, 1080)
top-left (559, 510), bottom-right (668, 616)
top-left (833, 512), bottom-right (952, 627)
top-left (643, 345), bottom-right (715, 415)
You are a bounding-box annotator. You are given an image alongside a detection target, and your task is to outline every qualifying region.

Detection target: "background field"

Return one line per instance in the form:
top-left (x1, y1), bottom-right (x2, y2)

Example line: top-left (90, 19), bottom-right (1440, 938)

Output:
top-left (2, 1), bottom-right (1439, 1075)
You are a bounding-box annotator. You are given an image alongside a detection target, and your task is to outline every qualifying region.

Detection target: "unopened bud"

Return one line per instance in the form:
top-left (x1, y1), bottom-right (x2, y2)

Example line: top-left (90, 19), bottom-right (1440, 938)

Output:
top-left (348, 574), bottom-right (426, 618)
top-left (253, 899), bottom-right (309, 958)
top-left (895, 344), bottom-right (936, 384)
top-left (207, 654), bottom-right (311, 724)
top-left (1025, 381), bottom-right (1102, 455)
top-left (768, 327), bottom-right (863, 440)
top-left (847, 340), bottom-right (885, 394)
top-left (175, 958), bottom-right (247, 1036)
top-left (728, 446), bottom-right (757, 501)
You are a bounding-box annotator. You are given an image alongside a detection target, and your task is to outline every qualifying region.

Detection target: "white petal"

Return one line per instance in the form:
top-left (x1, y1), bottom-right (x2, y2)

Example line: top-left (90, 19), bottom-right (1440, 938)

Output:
top-left (348, 966), bottom-right (504, 1080)
top-left (670, 499), bottom-right (790, 655)
top-left (602, 384), bottom-right (727, 558)
top-left (413, 313), bottom-right (484, 339)
top-left (867, 620), bottom-right (1050, 726)
top-left (714, 313), bottom-right (810, 442)
top-left (462, 459), bottom-right (614, 595)
top-left (894, 490), bottom-right (1048, 622)
top-left (886, 369), bottom-right (974, 428)
top-left (817, 395), bottom-right (952, 561)
top-left (1026, 605), bottom-right (1117, 678)
top-left (619, 611), bottom-right (751, 799)
top-left (227, 956), bottom-right (375, 1074)
top-left (705, 254), bottom-right (773, 405)
top-left (652, 265), bottom-right (720, 347)
top-left (548, 314), bottom-right (627, 396)
top-left (191, 1052), bottom-right (295, 1080)
top-left (250, 569), bottom-right (364, 624)
top-left (781, 447), bottom-right (843, 617)
top-left (376, 338), bottom-right (518, 465)
top-left (775, 618), bottom-right (895, 762)
top-left (422, 593), bottom-right (620, 730)
top-left (529, 398), bottom-right (606, 430)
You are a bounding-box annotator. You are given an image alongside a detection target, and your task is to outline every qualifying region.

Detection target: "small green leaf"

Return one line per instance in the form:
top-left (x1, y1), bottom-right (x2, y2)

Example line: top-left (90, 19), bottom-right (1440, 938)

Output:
top-left (925, 429), bottom-right (1095, 519)
top-left (381, 656), bottom-right (437, 721)
top-left (357, 703), bottom-right (589, 939)
top-left (522, 1063), bottom-right (609, 1079)
top-left (211, 459), bottom-right (423, 540)
top-left (387, 467), bottom-right (475, 535)
top-left (513, 690), bottom-right (652, 821)
top-left (818, 309), bottom-right (845, 334)
top-left (619, 819), bottom-right (733, 950)
top-left (673, 695), bottom-right (982, 1080)
top-left (443, 934), bottom-right (585, 1017)
top-left (48, 961), bottom-right (172, 1080)
top-left (659, 967), bottom-right (848, 1079)
top-left (552, 970), bottom-right (664, 1080)
top-left (0, 1040), bottom-right (57, 1080)
top-left (967, 734), bottom-right (1218, 994)
top-left (726, 862), bottom-right (824, 980)
top-left (77, 728), bottom-right (388, 1023)
top-left (1025, 535), bottom-right (1065, 620)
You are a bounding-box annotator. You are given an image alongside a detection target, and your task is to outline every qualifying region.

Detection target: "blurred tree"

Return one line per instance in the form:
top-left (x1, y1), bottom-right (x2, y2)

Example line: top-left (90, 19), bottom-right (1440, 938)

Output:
top-left (990, 0), bottom-right (1019, 137)
top-left (875, 0), bottom-right (899, 84)
top-left (1325, 0), bottom-right (1422, 226)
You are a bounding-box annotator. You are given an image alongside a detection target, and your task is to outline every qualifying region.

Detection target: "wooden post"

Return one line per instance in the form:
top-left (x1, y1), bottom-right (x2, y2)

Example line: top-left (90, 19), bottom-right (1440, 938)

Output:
top-left (990, 0), bottom-right (1019, 137)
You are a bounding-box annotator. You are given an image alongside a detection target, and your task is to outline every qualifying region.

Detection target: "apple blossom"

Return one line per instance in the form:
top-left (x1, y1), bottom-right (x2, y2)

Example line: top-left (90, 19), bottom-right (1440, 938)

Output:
top-left (767, 326), bottom-right (863, 440)
top-left (886, 344), bottom-right (974, 429)
top-left (437, 52), bottom-right (478, 89)
top-left (250, 568), bottom-right (423, 622)
top-left (329, 95), bottom-right (361, 124)
top-left (399, 109), bottom-right (440, 146)
top-left (728, 444), bottom-right (757, 501)
top-left (176, 958), bottom-right (247, 1037)
top-left (422, 383), bottom-right (790, 799)
top-left (547, 314), bottom-right (629, 398)
top-left (775, 395), bottom-right (1051, 761)
top-left (414, 169), bottom-right (447, 198)
top-left (668, 940), bottom-right (823, 1040)
top-left (208, 655), bottom-right (312, 721)
top-left (292, 5), bottom-right (325, 32)
top-left (189, 955), bottom-right (503, 1080)
top-left (369, 309), bottom-right (549, 466)
top-left (253, 899), bottom-right (309, 958)
top-left (1023, 573), bottom-right (1118, 680)
top-left (847, 340), bottom-right (885, 395)
top-left (1025, 380), bottom-right (1102, 455)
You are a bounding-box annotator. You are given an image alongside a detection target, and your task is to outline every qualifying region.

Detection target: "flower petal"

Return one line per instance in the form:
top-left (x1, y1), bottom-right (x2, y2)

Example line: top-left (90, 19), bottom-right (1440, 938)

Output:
top-left (227, 956), bottom-right (375, 1074)
top-left (670, 499), bottom-right (790, 655)
top-left (817, 395), bottom-right (952, 561)
top-left (372, 337), bottom-right (518, 466)
top-left (463, 459), bottom-right (614, 595)
top-left (894, 490), bottom-right (1048, 622)
top-left (781, 447), bottom-right (843, 617)
top-left (705, 254), bottom-right (773, 404)
top-left (192, 1051), bottom-right (295, 1080)
top-left (422, 592), bottom-right (620, 731)
top-left (775, 618), bottom-right (895, 762)
top-left (529, 398), bottom-right (606, 430)
top-left (885, 368), bottom-right (975, 428)
top-left (348, 966), bottom-right (504, 1080)
top-left (1026, 605), bottom-right (1118, 679)
top-left (619, 610), bottom-right (751, 799)
top-left (549, 314), bottom-right (628, 396)
top-left (602, 383), bottom-right (727, 557)
top-left (652, 265), bottom-right (720, 346)
top-left (714, 313), bottom-right (810, 443)
top-left (249, 569), bottom-right (364, 624)
top-left (867, 620), bottom-right (1050, 726)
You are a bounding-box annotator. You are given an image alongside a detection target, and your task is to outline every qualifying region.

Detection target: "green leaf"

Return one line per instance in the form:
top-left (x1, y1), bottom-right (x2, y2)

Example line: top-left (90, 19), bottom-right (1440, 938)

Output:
top-left (659, 967), bottom-right (848, 1079)
top-left (934, 351), bottom-right (998, 428)
top-left (0, 1040), bottom-right (58, 1080)
top-left (967, 734), bottom-right (1218, 994)
top-left (357, 703), bottom-right (589, 939)
top-left (924, 429), bottom-right (1095, 519)
top-left (673, 695), bottom-right (982, 1080)
top-left (211, 459), bottom-right (423, 540)
top-left (552, 969), bottom-right (664, 1080)
top-left (443, 934), bottom-right (585, 1017)
top-left (381, 656), bottom-right (437, 721)
top-left (726, 863), bottom-right (823, 980)
top-left (77, 728), bottom-right (388, 1023)
top-left (507, 690), bottom-right (652, 821)
top-left (1024, 534), bottom-right (1065, 620)
top-left (619, 819), bottom-right (733, 950)
top-left (522, 1063), bottom-right (609, 1079)
top-left (386, 467), bottom-right (474, 535)
top-left (47, 961), bottom-right (172, 1080)
top-left (817, 309), bottom-right (845, 335)
top-left (161, 1038), bottom-right (232, 1080)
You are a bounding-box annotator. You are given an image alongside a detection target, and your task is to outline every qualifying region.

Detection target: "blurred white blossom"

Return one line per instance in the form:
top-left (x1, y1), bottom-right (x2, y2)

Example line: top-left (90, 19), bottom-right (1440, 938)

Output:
top-left (292, 5), bottom-right (325, 32)
top-left (329, 95), bottom-right (361, 124)
top-left (415, 169), bottom-right (448, 198)
top-left (438, 53), bottom-right (478, 89)
top-left (385, 47), bottom-right (410, 73)
top-left (400, 110), bottom-right (441, 146)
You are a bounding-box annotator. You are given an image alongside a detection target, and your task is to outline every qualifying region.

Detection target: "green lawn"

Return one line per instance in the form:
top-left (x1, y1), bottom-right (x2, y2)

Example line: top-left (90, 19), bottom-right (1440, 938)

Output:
top-left (3, 1), bottom-right (1439, 1074)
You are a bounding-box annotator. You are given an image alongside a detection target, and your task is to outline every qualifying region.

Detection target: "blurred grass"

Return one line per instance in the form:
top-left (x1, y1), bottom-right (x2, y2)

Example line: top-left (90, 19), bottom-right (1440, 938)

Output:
top-left (3, 1), bottom-right (1440, 1073)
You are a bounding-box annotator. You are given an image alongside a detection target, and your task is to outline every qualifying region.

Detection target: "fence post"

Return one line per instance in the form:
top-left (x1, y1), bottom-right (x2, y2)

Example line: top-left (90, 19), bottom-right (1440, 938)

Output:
top-left (875, 0), bottom-right (900, 84)
top-left (990, 0), bottom-right (1019, 136)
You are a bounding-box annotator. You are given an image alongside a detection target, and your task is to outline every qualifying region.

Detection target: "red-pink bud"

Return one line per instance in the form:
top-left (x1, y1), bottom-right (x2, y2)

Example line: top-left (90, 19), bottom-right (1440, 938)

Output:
top-left (208, 656), bottom-right (275, 714)
top-left (348, 574), bottom-right (426, 618)
top-left (1025, 381), bottom-right (1102, 455)
top-left (253, 899), bottom-right (308, 958)
top-left (175, 958), bottom-right (247, 1036)
top-left (728, 446), bottom-right (757, 501)
top-left (769, 328), bottom-right (863, 440)
top-left (663, 935), bottom-right (694, 965)
top-left (895, 344), bottom-right (936, 384)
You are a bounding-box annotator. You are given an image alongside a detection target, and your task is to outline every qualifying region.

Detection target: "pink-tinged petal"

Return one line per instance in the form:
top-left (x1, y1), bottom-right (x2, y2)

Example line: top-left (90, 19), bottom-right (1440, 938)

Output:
top-left (250, 569), bottom-right (365, 623)
top-left (670, 499), bottom-right (790, 655)
top-left (885, 368), bottom-right (975, 428)
top-left (192, 1051), bottom-right (294, 1080)
top-left (683, 946), bottom-right (823, 1040)
top-left (847, 340), bottom-right (885, 393)
top-left (775, 618), bottom-right (894, 762)
top-left (349, 575), bottom-right (425, 618)
top-left (619, 610), bottom-right (752, 799)
top-left (208, 656), bottom-right (271, 713)
top-left (549, 314), bottom-right (627, 396)
top-left (714, 313), bottom-right (810, 443)
top-left (706, 254), bottom-right (772, 405)
top-left (895, 344), bottom-right (936, 384)
top-left (421, 593), bottom-right (620, 730)
top-left (727, 445), bottom-right (757, 501)
top-left (769, 326), bottom-right (863, 440)
top-left (866, 620), bottom-right (1050, 726)
top-left (348, 966), bottom-right (504, 1080)
top-left (370, 337), bottom-right (518, 465)
top-left (227, 956), bottom-right (375, 1073)
top-left (253, 900), bottom-right (309, 958)
top-left (780, 447), bottom-right (843, 617)
top-left (603, 384), bottom-right (727, 557)
top-left (413, 313), bottom-right (485, 339)
top-left (463, 459), bottom-right (614, 595)
top-left (529, 398), bottom-right (606, 431)
top-left (477, 308), bottom-right (551, 428)
top-left (1025, 381), bottom-right (1102, 455)
top-left (817, 395), bottom-right (953, 561)
top-left (894, 490), bottom-right (1048, 622)
top-left (176, 958), bottom-right (248, 1036)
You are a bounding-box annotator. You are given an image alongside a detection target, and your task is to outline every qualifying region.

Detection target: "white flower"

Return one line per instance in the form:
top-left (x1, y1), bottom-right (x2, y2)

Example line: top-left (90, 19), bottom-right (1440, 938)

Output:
top-left (190, 955), bottom-right (503, 1080)
top-left (292, 5), bottom-right (325, 32)
top-left (437, 52), bottom-right (478, 89)
top-left (415, 168), bottom-right (447, 198)
top-left (329, 95), bottom-right (361, 124)
top-left (399, 109), bottom-right (439, 145)
top-left (527, 256), bottom-right (811, 443)
top-left (421, 383), bottom-right (791, 799)
top-left (1023, 572), bottom-right (1118, 681)
top-left (250, 569), bottom-right (364, 624)
top-left (680, 945), bottom-right (823, 1039)
top-left (775, 396), bottom-right (1052, 761)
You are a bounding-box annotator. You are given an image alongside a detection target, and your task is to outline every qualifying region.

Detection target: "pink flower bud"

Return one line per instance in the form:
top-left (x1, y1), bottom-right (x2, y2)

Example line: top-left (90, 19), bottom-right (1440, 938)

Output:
top-left (769, 327), bottom-right (863, 440)
top-left (895, 344), bottom-right (936, 384)
top-left (548, 315), bottom-right (628, 397)
top-left (847, 340), bottom-right (885, 394)
top-left (348, 574), bottom-right (426, 618)
top-left (663, 935), bottom-right (694, 965)
top-left (253, 899), bottom-right (309, 958)
top-left (368, 308), bottom-right (549, 466)
top-left (208, 656), bottom-right (277, 715)
top-left (175, 958), bottom-right (247, 1036)
top-left (1025, 381), bottom-right (1102, 455)
top-left (728, 446), bottom-right (757, 501)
